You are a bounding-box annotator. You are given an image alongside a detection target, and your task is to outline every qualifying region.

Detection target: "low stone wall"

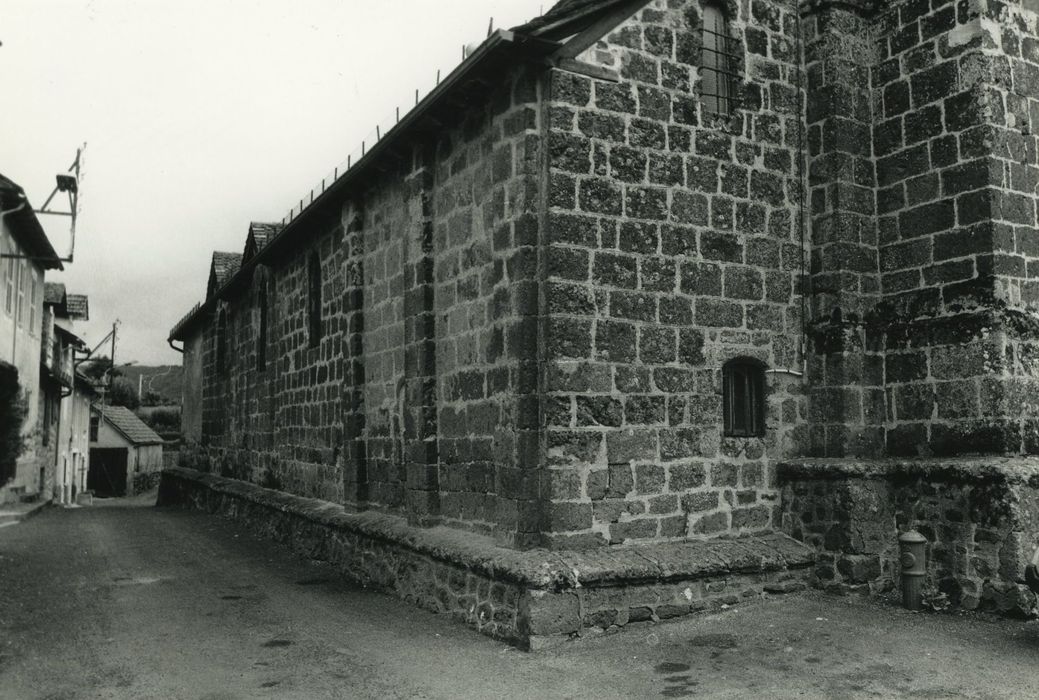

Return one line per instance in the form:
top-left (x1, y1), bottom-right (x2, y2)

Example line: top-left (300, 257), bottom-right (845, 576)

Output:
top-left (132, 471), bottom-right (162, 495)
top-left (779, 458), bottom-right (1039, 617)
top-left (159, 467), bottom-right (814, 649)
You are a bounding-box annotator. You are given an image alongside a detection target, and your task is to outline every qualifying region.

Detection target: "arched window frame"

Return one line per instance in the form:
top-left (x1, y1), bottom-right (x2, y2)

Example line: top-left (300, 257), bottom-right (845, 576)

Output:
top-left (722, 357), bottom-right (766, 438)
top-left (307, 250), bottom-right (322, 348)
top-left (699, 0), bottom-right (739, 119)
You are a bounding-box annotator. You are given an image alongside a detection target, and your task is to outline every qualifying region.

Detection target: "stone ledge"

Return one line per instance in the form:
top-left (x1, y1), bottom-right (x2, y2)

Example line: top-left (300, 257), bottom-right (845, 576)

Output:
top-left (159, 467), bottom-right (815, 648)
top-left (779, 457), bottom-right (1039, 486)
top-left (162, 467), bottom-right (812, 589)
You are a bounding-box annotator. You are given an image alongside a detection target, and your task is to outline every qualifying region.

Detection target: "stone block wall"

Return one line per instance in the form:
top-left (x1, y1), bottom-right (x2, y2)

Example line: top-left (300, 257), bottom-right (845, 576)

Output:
top-left (196, 69), bottom-right (546, 547)
top-left (540, 0), bottom-right (808, 547)
top-left (806, 0), bottom-right (1039, 459)
top-left (183, 0), bottom-right (1039, 553)
top-left (779, 458), bottom-right (1039, 616)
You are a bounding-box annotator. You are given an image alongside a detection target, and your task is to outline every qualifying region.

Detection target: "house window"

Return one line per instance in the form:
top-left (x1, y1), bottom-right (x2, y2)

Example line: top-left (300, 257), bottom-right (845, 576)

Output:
top-left (308, 251), bottom-right (322, 348)
top-left (257, 282), bottom-right (268, 371)
top-left (15, 260), bottom-right (25, 327)
top-left (3, 241), bottom-right (13, 316)
top-left (89, 415), bottom-right (99, 442)
top-left (28, 271), bottom-right (37, 335)
top-left (217, 308), bottom-right (228, 374)
top-left (700, 1), bottom-right (738, 118)
top-left (723, 358), bottom-right (765, 437)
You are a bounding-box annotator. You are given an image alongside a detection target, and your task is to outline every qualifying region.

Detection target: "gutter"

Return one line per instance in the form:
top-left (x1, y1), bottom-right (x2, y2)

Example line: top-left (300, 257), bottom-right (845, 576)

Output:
top-left (169, 28), bottom-right (560, 343)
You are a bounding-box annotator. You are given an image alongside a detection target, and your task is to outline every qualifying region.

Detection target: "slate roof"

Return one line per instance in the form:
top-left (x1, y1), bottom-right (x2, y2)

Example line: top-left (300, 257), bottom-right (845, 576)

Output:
top-left (92, 405), bottom-right (164, 446)
top-left (66, 294), bottom-right (89, 321)
top-left (44, 282), bottom-right (66, 306)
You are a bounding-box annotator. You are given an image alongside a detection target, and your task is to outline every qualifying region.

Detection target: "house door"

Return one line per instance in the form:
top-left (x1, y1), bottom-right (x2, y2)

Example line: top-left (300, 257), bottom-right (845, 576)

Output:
top-left (88, 448), bottom-right (128, 497)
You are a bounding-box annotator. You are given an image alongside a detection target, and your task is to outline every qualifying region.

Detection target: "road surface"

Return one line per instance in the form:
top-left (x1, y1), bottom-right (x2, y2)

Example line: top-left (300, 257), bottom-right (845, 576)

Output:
top-left (2, 495), bottom-right (1039, 699)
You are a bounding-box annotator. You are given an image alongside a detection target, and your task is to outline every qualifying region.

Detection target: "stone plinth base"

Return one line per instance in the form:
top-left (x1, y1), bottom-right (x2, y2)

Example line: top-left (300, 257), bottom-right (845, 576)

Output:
top-left (779, 457), bottom-right (1039, 617)
top-left (159, 467), bottom-right (814, 649)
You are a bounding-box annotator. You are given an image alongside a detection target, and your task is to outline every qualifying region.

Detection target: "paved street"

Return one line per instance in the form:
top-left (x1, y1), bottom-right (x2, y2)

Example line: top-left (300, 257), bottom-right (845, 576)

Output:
top-left (3, 496), bottom-right (1039, 699)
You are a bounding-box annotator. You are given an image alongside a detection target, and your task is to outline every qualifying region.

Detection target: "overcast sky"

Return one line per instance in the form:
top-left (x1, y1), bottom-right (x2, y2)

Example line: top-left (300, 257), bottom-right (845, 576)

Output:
top-left (2, 0), bottom-right (547, 365)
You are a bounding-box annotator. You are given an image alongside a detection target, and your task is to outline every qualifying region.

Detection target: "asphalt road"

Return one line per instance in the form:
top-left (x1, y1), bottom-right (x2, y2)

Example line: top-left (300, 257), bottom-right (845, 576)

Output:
top-left (3, 496), bottom-right (1039, 699)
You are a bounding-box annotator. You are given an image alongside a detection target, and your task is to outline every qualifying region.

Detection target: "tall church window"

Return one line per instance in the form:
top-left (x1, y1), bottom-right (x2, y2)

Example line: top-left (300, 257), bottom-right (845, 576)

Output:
top-left (308, 251), bottom-right (322, 348)
top-left (700, 2), bottom-right (737, 118)
top-left (217, 308), bottom-right (228, 374)
top-left (723, 358), bottom-right (765, 437)
top-left (257, 282), bottom-right (268, 371)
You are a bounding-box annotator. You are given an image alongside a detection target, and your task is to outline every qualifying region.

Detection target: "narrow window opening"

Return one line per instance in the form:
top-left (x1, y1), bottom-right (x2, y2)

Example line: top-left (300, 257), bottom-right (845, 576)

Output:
top-left (89, 415), bottom-right (99, 442)
top-left (257, 282), bottom-right (268, 371)
top-left (217, 308), bottom-right (228, 374)
top-left (723, 358), bottom-right (765, 437)
top-left (308, 251), bottom-right (322, 348)
top-left (700, 2), bottom-right (737, 118)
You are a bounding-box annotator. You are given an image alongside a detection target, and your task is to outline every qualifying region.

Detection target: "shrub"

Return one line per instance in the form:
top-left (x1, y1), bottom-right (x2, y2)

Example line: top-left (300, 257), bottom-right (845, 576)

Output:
top-left (0, 362), bottom-right (27, 488)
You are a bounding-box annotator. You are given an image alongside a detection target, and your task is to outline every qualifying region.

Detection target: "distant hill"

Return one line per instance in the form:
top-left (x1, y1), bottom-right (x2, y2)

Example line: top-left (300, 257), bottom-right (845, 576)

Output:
top-left (116, 365), bottom-right (182, 406)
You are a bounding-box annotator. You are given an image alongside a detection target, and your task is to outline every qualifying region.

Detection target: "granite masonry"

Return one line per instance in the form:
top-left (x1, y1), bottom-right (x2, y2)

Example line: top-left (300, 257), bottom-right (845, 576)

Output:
top-left (167, 0), bottom-right (1039, 645)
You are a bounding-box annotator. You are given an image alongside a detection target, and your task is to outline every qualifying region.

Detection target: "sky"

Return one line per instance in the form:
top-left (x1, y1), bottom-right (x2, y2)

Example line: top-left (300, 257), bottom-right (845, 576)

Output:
top-left (1, 0), bottom-right (548, 365)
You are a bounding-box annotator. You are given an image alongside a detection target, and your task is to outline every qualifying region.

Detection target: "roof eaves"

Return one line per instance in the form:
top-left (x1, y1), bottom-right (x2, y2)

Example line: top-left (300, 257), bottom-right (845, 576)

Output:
top-left (170, 29), bottom-right (561, 338)
top-left (0, 179), bottom-right (64, 271)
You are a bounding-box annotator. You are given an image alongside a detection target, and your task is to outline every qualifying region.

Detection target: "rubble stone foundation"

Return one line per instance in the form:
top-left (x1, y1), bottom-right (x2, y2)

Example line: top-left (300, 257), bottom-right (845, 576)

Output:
top-left (160, 466), bottom-right (814, 649)
top-left (779, 457), bottom-right (1039, 617)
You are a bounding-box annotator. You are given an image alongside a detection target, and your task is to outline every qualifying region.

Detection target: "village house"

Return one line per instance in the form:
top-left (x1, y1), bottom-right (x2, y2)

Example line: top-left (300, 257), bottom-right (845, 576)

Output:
top-left (89, 405), bottom-right (164, 497)
top-left (41, 283), bottom-right (96, 505)
top-left (0, 173), bottom-right (63, 504)
top-left (167, 0), bottom-right (1039, 646)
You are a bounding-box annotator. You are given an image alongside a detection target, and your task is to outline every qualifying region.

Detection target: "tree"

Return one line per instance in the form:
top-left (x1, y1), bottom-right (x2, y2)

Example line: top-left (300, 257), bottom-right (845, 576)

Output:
top-left (80, 356), bottom-right (119, 383)
top-left (107, 377), bottom-right (139, 410)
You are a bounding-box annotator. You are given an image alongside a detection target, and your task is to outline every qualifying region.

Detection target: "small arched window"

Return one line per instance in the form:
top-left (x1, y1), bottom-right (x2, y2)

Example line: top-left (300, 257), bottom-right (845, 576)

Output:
top-left (216, 307), bottom-right (228, 375)
top-left (700, 2), bottom-right (737, 118)
top-left (723, 358), bottom-right (765, 437)
top-left (308, 251), bottom-right (322, 348)
top-left (257, 281), bottom-right (268, 371)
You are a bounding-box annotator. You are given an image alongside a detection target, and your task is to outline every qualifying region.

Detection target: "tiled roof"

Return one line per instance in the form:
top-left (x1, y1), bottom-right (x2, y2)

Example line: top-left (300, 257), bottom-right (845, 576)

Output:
top-left (212, 252), bottom-right (242, 287)
top-left (66, 294), bottom-right (89, 321)
top-left (92, 405), bottom-right (164, 446)
top-left (44, 282), bottom-right (66, 306)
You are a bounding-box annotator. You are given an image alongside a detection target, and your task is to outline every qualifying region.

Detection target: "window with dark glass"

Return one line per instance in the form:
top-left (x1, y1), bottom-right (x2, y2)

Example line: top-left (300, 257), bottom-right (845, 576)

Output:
top-left (217, 308), bottom-right (228, 374)
top-left (723, 358), bottom-right (765, 437)
top-left (257, 283), bottom-right (268, 371)
top-left (308, 251), bottom-right (322, 348)
top-left (700, 1), bottom-right (738, 118)
top-left (89, 415), bottom-right (99, 442)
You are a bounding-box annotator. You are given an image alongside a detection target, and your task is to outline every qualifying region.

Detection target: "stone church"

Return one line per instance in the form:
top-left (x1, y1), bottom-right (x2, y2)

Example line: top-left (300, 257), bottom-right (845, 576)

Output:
top-left (167, 0), bottom-right (1039, 646)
